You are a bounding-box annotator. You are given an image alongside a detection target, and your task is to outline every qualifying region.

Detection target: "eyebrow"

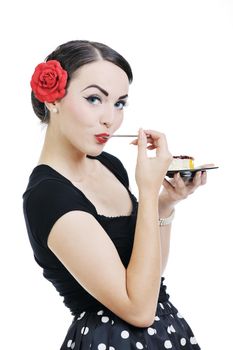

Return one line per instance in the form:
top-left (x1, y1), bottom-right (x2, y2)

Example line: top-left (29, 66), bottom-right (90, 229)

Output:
top-left (81, 84), bottom-right (128, 100)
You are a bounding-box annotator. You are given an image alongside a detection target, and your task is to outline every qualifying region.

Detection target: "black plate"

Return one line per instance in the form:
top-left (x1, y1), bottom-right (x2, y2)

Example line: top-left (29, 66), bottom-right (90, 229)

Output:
top-left (166, 166), bottom-right (219, 180)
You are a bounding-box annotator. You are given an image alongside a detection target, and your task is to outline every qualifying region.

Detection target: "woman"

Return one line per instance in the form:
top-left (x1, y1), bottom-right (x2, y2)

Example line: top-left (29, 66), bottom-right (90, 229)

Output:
top-left (23, 40), bottom-right (205, 349)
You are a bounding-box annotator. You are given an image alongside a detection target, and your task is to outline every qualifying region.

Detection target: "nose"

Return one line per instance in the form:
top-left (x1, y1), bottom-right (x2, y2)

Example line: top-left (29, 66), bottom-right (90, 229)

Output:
top-left (102, 121), bottom-right (111, 128)
top-left (100, 106), bottom-right (115, 128)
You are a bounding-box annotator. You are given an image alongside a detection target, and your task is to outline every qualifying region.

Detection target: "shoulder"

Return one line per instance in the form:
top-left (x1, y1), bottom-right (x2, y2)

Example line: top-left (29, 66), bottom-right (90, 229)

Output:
top-left (23, 175), bottom-right (94, 222)
top-left (23, 165), bottom-right (86, 206)
top-left (23, 168), bottom-right (95, 248)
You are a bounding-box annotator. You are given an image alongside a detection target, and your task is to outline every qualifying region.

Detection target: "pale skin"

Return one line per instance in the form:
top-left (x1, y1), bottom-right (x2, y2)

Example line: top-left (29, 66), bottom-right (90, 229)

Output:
top-left (130, 133), bottom-right (208, 274)
top-left (38, 60), bottom-right (207, 327)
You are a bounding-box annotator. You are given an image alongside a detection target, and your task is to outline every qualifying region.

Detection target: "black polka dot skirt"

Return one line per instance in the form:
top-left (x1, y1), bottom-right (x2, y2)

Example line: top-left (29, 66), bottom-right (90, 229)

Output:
top-left (60, 299), bottom-right (201, 350)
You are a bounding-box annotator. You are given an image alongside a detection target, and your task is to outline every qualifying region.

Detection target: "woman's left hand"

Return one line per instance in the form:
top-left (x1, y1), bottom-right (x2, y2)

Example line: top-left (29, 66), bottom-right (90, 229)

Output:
top-left (159, 168), bottom-right (208, 215)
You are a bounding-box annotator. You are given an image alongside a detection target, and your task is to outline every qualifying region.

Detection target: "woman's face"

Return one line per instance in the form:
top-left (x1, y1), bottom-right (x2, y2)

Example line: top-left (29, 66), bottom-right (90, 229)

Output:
top-left (53, 60), bottom-right (129, 156)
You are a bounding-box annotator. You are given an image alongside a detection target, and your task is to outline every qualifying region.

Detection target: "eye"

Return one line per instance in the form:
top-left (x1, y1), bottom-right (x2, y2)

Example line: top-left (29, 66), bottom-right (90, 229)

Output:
top-left (115, 100), bottom-right (127, 110)
top-left (84, 95), bottom-right (102, 105)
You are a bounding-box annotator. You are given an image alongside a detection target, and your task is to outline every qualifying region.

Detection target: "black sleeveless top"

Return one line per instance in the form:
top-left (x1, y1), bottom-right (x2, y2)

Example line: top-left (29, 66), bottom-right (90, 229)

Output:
top-left (22, 151), bottom-right (168, 316)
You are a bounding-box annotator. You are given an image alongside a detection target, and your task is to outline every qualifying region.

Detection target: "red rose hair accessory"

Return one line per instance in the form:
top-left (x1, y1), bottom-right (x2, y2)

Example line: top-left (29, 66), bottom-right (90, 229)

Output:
top-left (30, 60), bottom-right (68, 103)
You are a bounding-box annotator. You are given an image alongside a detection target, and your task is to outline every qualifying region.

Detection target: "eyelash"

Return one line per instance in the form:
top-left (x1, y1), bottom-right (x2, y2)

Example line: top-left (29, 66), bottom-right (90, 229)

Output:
top-left (84, 95), bottom-right (127, 110)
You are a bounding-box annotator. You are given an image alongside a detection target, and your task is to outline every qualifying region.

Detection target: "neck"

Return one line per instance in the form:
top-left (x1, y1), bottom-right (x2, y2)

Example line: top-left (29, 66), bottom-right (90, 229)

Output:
top-left (38, 125), bottom-right (97, 182)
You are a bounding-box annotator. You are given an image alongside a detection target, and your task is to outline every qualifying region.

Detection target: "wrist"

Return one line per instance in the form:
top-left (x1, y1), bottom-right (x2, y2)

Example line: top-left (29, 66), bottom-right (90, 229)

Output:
top-left (139, 187), bottom-right (160, 199)
top-left (159, 208), bottom-right (175, 226)
top-left (158, 194), bottom-right (178, 218)
top-left (158, 200), bottom-right (175, 218)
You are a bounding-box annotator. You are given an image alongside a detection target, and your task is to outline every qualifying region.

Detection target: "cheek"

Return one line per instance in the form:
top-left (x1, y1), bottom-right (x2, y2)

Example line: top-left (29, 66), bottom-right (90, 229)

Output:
top-left (61, 96), bottom-right (90, 125)
top-left (114, 114), bottom-right (124, 129)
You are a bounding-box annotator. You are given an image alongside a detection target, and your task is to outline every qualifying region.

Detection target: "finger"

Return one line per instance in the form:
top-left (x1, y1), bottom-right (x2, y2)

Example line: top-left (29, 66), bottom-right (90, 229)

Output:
top-left (144, 129), bottom-right (170, 156)
top-left (163, 178), bottom-right (175, 190)
top-left (145, 136), bottom-right (155, 143)
top-left (201, 171), bottom-right (207, 185)
top-left (174, 172), bottom-right (186, 189)
top-left (130, 135), bottom-right (155, 146)
top-left (147, 144), bottom-right (158, 150)
top-left (192, 171), bottom-right (202, 187)
top-left (130, 138), bottom-right (138, 145)
top-left (137, 128), bottom-right (147, 160)
top-left (144, 129), bottom-right (162, 140)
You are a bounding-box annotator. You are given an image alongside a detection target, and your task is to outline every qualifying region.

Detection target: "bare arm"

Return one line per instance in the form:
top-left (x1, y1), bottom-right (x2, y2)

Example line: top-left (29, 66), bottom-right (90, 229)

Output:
top-left (48, 196), bottom-right (160, 327)
top-left (48, 129), bottom-right (172, 328)
top-left (125, 190), bottom-right (161, 325)
top-left (158, 170), bottom-right (208, 274)
top-left (159, 208), bottom-right (173, 275)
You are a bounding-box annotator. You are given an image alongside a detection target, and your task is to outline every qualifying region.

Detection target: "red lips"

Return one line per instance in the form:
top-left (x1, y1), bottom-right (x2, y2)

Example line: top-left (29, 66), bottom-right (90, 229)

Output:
top-left (95, 133), bottom-right (110, 137)
top-left (95, 133), bottom-right (110, 144)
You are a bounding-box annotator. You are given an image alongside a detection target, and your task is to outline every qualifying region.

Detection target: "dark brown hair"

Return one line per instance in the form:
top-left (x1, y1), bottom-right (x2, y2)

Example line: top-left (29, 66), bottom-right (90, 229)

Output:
top-left (31, 40), bottom-right (133, 124)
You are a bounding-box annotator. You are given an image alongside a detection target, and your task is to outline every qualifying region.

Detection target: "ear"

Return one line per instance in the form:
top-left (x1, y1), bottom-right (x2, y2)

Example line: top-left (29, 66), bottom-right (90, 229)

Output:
top-left (44, 102), bottom-right (59, 114)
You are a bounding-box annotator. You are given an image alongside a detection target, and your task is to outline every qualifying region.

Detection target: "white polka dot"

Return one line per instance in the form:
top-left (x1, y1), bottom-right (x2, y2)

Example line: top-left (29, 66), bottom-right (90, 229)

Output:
top-left (81, 326), bottom-right (89, 335)
top-left (170, 325), bottom-right (176, 333)
top-left (121, 330), bottom-right (129, 339)
top-left (164, 340), bottom-right (173, 349)
top-left (190, 336), bottom-right (197, 344)
top-left (71, 342), bottom-right (75, 350)
top-left (109, 347), bottom-right (115, 350)
top-left (97, 310), bottom-right (104, 315)
top-left (167, 324), bottom-right (176, 334)
top-left (155, 316), bottom-right (160, 321)
top-left (98, 344), bottom-right (106, 350)
top-left (159, 302), bottom-right (165, 309)
top-left (170, 314), bottom-right (174, 318)
top-left (67, 339), bottom-right (72, 348)
top-left (147, 327), bottom-right (156, 335)
top-left (77, 311), bottom-right (86, 320)
top-left (167, 302), bottom-right (172, 308)
top-left (111, 320), bottom-right (114, 325)
top-left (180, 338), bottom-right (186, 346)
top-left (101, 316), bottom-right (109, 323)
top-left (177, 312), bottom-right (183, 318)
top-left (136, 341), bottom-right (144, 349)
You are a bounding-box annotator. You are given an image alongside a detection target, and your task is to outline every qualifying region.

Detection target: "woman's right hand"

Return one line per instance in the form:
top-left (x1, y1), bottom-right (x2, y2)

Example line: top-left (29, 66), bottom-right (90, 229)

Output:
top-left (133, 128), bottom-right (172, 193)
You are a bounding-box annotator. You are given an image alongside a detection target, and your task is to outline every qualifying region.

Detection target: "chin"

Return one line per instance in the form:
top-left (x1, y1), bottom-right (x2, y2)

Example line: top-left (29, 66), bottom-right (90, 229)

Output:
top-left (86, 147), bottom-right (105, 157)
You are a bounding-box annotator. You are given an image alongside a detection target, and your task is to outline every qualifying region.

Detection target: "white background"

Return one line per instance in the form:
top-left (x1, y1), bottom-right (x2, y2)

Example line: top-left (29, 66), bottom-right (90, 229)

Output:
top-left (1, 0), bottom-right (233, 349)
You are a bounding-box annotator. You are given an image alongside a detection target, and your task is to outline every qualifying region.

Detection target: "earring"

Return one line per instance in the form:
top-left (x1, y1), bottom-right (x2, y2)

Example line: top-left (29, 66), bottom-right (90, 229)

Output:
top-left (51, 107), bottom-right (58, 113)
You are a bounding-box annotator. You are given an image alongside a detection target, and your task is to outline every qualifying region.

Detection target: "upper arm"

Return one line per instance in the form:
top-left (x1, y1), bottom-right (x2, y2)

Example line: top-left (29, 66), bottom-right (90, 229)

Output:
top-left (24, 173), bottom-right (151, 326)
top-left (47, 210), bottom-right (132, 321)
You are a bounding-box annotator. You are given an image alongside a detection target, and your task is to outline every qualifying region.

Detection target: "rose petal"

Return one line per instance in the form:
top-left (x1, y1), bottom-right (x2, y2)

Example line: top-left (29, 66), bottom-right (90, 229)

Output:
top-left (31, 60), bottom-right (68, 102)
